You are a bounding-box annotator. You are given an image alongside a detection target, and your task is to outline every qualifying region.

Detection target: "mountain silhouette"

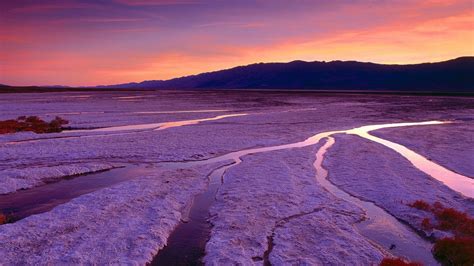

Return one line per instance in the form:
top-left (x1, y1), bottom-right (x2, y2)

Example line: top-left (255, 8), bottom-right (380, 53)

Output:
top-left (97, 57), bottom-right (473, 92)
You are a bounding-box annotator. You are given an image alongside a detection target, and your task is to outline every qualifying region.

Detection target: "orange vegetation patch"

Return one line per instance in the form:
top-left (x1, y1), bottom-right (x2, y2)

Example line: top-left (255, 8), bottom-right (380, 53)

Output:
top-left (408, 200), bottom-right (431, 211)
top-left (408, 200), bottom-right (474, 237)
top-left (435, 207), bottom-right (474, 237)
top-left (379, 258), bottom-right (422, 266)
top-left (408, 200), bottom-right (474, 266)
top-left (0, 213), bottom-right (6, 225)
top-left (0, 116), bottom-right (69, 134)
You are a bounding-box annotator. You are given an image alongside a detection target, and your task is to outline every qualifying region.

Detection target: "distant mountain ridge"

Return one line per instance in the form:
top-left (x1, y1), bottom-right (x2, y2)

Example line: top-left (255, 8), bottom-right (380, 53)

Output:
top-left (97, 57), bottom-right (474, 92)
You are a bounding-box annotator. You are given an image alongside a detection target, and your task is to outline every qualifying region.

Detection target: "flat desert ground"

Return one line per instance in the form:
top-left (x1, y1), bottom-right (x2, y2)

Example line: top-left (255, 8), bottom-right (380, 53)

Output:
top-left (0, 91), bottom-right (472, 265)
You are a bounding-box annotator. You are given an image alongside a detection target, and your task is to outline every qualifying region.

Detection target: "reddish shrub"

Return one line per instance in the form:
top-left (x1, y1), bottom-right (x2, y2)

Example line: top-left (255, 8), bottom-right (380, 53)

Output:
top-left (25, 115), bottom-right (42, 123)
top-left (0, 213), bottom-right (6, 225)
top-left (408, 200), bottom-right (474, 238)
top-left (47, 116), bottom-right (69, 132)
top-left (408, 200), bottom-right (431, 211)
top-left (409, 200), bottom-right (474, 265)
top-left (421, 218), bottom-right (433, 231)
top-left (433, 237), bottom-right (474, 266)
top-left (433, 201), bottom-right (444, 210)
top-left (0, 120), bottom-right (19, 134)
top-left (434, 208), bottom-right (474, 237)
top-left (0, 116), bottom-right (69, 134)
top-left (379, 258), bottom-right (422, 266)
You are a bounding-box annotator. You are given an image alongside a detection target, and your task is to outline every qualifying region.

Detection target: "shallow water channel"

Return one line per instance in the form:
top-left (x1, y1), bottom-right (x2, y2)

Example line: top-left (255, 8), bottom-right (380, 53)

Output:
top-left (151, 162), bottom-right (238, 265)
top-left (315, 137), bottom-right (436, 264)
top-left (0, 165), bottom-right (155, 221)
top-left (152, 120), bottom-right (468, 264)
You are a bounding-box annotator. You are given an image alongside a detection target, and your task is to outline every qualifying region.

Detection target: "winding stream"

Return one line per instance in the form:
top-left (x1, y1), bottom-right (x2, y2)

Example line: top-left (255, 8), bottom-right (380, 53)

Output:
top-left (347, 121), bottom-right (474, 198)
top-left (2, 113), bottom-right (247, 145)
top-left (0, 165), bottom-right (155, 221)
top-left (151, 162), bottom-right (238, 265)
top-left (314, 137), bottom-right (436, 264)
top-left (153, 120), bottom-right (471, 264)
top-left (69, 114), bottom-right (247, 133)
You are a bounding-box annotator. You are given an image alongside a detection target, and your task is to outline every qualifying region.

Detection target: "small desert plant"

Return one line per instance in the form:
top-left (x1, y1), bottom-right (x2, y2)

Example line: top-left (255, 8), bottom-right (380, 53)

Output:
top-left (408, 200), bottom-right (474, 237)
top-left (433, 207), bottom-right (474, 237)
top-left (408, 200), bottom-right (431, 211)
top-left (408, 200), bottom-right (474, 265)
top-left (0, 116), bottom-right (69, 134)
top-left (379, 258), bottom-right (422, 266)
top-left (421, 218), bottom-right (433, 230)
top-left (432, 237), bottom-right (474, 266)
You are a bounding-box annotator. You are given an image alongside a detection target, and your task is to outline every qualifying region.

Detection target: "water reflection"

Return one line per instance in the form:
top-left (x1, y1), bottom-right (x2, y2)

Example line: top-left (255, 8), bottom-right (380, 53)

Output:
top-left (160, 121), bottom-right (451, 264)
top-left (347, 121), bottom-right (474, 198)
top-left (133, 109), bottom-right (228, 114)
top-left (157, 114), bottom-right (246, 130)
top-left (186, 120), bottom-right (474, 198)
top-left (3, 114), bottom-right (247, 145)
top-left (0, 166), bottom-right (155, 221)
top-left (69, 114), bottom-right (247, 133)
top-left (314, 137), bottom-right (435, 264)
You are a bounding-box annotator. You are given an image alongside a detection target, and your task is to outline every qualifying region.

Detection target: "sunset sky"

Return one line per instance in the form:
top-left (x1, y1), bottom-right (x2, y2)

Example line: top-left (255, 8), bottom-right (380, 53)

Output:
top-left (1, 0), bottom-right (473, 86)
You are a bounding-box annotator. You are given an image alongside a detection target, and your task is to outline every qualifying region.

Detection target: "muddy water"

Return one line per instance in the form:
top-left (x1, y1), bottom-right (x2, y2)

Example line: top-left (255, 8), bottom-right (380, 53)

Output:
top-left (0, 165), bottom-right (155, 221)
top-left (315, 137), bottom-right (436, 264)
top-left (152, 162), bottom-right (237, 265)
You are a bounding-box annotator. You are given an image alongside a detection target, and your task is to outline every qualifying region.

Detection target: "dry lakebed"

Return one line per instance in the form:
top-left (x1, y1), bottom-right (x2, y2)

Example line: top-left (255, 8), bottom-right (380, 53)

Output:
top-left (0, 90), bottom-right (472, 265)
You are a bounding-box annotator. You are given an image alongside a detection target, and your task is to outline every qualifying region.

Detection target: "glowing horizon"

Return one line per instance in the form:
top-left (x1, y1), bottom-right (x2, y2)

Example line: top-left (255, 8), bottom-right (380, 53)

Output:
top-left (1, 0), bottom-right (473, 86)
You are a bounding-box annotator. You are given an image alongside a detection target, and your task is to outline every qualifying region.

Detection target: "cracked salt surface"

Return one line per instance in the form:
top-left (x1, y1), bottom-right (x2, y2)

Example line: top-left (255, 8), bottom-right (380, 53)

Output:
top-left (1, 92), bottom-right (472, 264)
top-left (203, 147), bottom-right (385, 265)
top-left (0, 164), bottom-right (223, 264)
top-left (164, 120), bottom-right (472, 198)
top-left (3, 119), bottom-right (466, 264)
top-left (155, 120), bottom-right (463, 264)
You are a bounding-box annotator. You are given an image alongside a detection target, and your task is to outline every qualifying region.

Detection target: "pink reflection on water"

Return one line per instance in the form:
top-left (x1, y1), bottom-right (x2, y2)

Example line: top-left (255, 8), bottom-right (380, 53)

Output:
top-left (313, 137), bottom-right (435, 263)
top-left (133, 109), bottom-right (228, 114)
top-left (70, 113), bottom-right (246, 133)
top-left (347, 121), bottom-right (474, 198)
top-left (157, 114), bottom-right (246, 130)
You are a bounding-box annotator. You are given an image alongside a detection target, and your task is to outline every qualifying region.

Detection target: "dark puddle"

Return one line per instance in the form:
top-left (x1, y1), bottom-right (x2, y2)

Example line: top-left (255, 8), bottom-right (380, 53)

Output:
top-left (151, 163), bottom-right (235, 265)
top-left (0, 165), bottom-right (154, 221)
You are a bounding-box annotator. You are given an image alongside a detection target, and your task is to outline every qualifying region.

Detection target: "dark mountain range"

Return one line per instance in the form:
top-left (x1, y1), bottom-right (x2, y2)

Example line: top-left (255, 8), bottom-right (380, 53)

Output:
top-left (97, 57), bottom-right (473, 92)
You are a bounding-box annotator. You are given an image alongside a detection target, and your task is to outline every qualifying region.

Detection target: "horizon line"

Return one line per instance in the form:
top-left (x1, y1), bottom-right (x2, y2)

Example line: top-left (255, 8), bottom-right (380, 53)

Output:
top-left (2, 55), bottom-right (472, 88)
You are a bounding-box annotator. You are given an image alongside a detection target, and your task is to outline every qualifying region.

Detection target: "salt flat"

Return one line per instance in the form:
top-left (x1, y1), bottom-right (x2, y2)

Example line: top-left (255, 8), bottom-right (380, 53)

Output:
top-left (0, 91), bottom-right (472, 265)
